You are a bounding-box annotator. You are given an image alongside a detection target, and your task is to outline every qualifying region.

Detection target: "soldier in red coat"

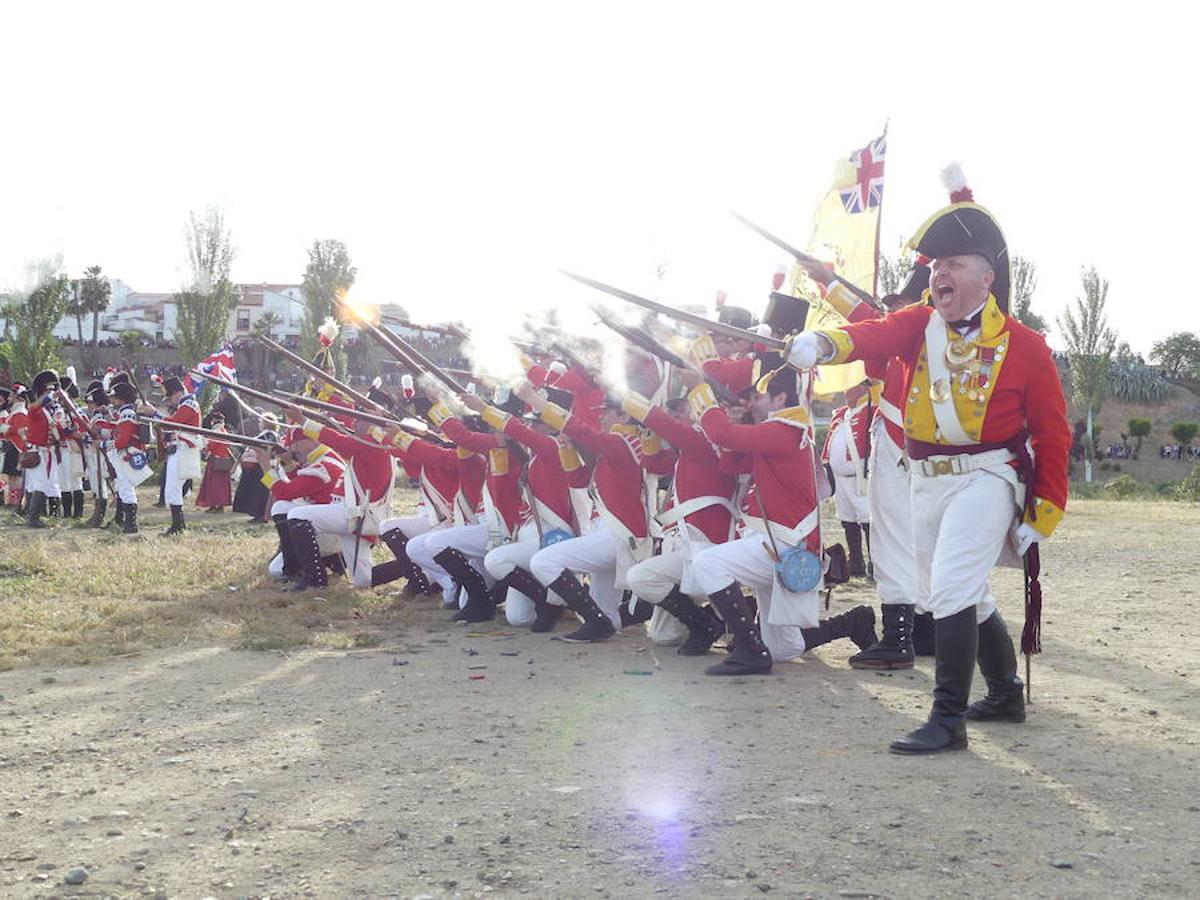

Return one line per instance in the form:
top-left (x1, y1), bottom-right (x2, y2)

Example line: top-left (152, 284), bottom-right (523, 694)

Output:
top-left (257, 435), bottom-right (346, 582)
top-left (143, 376), bottom-right (202, 536)
top-left (0, 384), bottom-right (30, 513)
top-left (22, 369), bottom-right (68, 528)
top-left (788, 196), bottom-right (1071, 753)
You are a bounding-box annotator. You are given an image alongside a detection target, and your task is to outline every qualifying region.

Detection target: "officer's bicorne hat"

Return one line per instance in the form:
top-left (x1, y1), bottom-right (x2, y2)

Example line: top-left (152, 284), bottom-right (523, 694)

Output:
top-left (763, 292), bottom-right (810, 337)
top-left (907, 163), bottom-right (1010, 311)
top-left (111, 381), bottom-right (138, 404)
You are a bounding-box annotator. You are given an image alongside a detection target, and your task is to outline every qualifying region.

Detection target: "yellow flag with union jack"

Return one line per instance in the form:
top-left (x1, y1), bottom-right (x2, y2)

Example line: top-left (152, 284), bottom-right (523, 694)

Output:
top-left (794, 133), bottom-right (886, 397)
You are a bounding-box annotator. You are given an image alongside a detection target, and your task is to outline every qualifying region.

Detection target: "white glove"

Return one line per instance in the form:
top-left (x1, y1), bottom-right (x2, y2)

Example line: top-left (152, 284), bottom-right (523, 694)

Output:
top-left (754, 323), bottom-right (774, 338)
top-left (1012, 522), bottom-right (1042, 556)
top-left (787, 331), bottom-right (822, 369)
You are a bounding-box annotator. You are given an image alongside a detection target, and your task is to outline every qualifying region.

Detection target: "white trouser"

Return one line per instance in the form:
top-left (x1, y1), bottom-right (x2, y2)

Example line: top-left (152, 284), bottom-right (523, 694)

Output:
top-left (832, 470), bottom-right (870, 524)
top-left (690, 535), bottom-right (808, 661)
top-left (483, 520), bottom-right (549, 627)
top-left (83, 447), bottom-right (106, 499)
top-left (625, 529), bottom-right (713, 603)
top-left (113, 472), bottom-right (137, 504)
top-left (529, 528), bottom-right (622, 629)
top-left (164, 451), bottom-right (187, 506)
top-left (910, 464), bottom-right (1018, 622)
top-left (26, 448), bottom-right (62, 497)
top-left (61, 447), bottom-right (84, 491)
top-left (288, 501), bottom-right (373, 589)
top-left (378, 514), bottom-right (435, 542)
top-left (406, 523), bottom-right (492, 609)
top-left (868, 425), bottom-right (920, 608)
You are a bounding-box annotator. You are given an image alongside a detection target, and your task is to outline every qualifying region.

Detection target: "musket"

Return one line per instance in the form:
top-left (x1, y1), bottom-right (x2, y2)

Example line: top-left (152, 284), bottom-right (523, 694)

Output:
top-left (56, 387), bottom-right (100, 441)
top-left (255, 336), bottom-right (392, 416)
top-left (560, 271), bottom-right (787, 350)
top-left (338, 296), bottom-right (472, 393)
top-left (590, 305), bottom-right (740, 404)
top-left (728, 210), bottom-right (887, 313)
top-left (190, 371), bottom-right (347, 433)
top-left (137, 417), bottom-right (285, 451)
top-left (277, 392), bottom-right (404, 430)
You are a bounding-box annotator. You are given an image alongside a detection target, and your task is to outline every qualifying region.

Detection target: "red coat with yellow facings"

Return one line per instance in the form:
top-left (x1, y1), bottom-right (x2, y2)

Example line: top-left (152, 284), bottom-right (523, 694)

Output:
top-left (644, 406), bottom-right (736, 544)
top-left (315, 427), bottom-right (394, 500)
top-left (696, 406), bottom-right (820, 554)
top-left (819, 297), bottom-right (1071, 536)
top-left (441, 416), bottom-right (526, 535)
top-left (562, 416), bottom-right (648, 539)
top-left (500, 416), bottom-right (575, 531)
top-left (392, 437), bottom-right (460, 512)
top-left (266, 452), bottom-right (346, 504)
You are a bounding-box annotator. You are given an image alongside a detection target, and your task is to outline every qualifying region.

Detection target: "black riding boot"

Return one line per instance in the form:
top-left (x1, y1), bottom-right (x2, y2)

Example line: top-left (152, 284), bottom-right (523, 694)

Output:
top-left (619, 594), bottom-right (655, 628)
top-left (26, 492), bottom-right (48, 529)
top-left (272, 514), bottom-right (301, 577)
top-left (658, 586), bottom-right (725, 656)
top-left (547, 572), bottom-right (616, 643)
top-left (912, 611), bottom-right (936, 656)
top-left (122, 503), bottom-right (139, 534)
top-left (47, 496), bottom-right (62, 518)
top-left (842, 521), bottom-right (867, 577)
top-left (966, 611), bottom-right (1026, 723)
top-left (164, 504), bottom-right (186, 536)
top-left (111, 499), bottom-right (126, 530)
top-left (504, 566), bottom-right (561, 632)
top-left (61, 492), bottom-right (74, 518)
top-left (849, 603), bottom-right (915, 670)
top-left (72, 490), bottom-right (85, 519)
top-left (433, 547), bottom-right (495, 622)
top-left (800, 605), bottom-right (877, 652)
top-left (889, 606), bottom-right (977, 754)
top-left (378, 528), bottom-right (432, 595)
top-left (86, 497), bottom-right (108, 528)
top-left (287, 519), bottom-right (328, 591)
top-left (704, 584), bottom-right (772, 675)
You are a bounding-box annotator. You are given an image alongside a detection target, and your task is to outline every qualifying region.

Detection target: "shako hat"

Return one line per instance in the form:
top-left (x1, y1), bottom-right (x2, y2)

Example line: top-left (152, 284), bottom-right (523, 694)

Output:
top-left (111, 381), bottom-right (138, 404)
top-left (161, 375), bottom-right (186, 395)
top-left (763, 292), bottom-right (810, 337)
top-left (716, 305), bottom-right (757, 330)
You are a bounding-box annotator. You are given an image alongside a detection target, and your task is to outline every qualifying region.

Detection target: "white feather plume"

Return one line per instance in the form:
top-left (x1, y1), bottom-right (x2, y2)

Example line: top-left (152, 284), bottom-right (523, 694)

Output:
top-left (370, 376), bottom-right (382, 390)
top-left (940, 162), bottom-right (968, 194)
top-left (317, 317), bottom-right (340, 344)
top-left (66, 365), bottom-right (77, 385)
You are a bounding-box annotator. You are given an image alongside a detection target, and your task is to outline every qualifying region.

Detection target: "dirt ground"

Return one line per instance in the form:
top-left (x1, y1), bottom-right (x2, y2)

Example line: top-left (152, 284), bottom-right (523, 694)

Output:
top-left (1, 498), bottom-right (1199, 899)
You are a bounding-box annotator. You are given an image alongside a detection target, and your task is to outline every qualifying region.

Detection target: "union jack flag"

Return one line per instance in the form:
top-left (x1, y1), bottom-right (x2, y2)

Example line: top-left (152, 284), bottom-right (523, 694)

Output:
top-left (183, 342), bottom-right (237, 393)
top-left (838, 135), bottom-right (886, 215)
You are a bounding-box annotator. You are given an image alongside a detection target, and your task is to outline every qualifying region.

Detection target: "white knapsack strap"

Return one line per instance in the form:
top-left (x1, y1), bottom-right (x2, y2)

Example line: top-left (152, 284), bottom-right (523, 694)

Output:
top-left (924, 315), bottom-right (973, 445)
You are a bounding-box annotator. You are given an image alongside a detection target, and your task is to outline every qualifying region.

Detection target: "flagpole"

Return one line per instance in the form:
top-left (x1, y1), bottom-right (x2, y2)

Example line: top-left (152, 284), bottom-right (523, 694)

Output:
top-left (871, 120), bottom-right (889, 298)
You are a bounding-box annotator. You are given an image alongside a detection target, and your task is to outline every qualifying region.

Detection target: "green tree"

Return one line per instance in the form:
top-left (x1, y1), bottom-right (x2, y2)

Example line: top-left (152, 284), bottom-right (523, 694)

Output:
top-left (300, 239), bottom-right (356, 374)
top-left (876, 252), bottom-right (915, 297)
top-left (249, 311), bottom-right (283, 388)
top-left (79, 265), bottom-right (111, 349)
top-left (1150, 331), bottom-right (1200, 379)
top-left (1058, 265), bottom-right (1117, 481)
top-left (119, 329), bottom-right (146, 359)
top-left (1170, 421), bottom-right (1198, 447)
top-left (10, 261), bottom-right (71, 380)
top-left (173, 206), bottom-right (240, 367)
top-left (1010, 255), bottom-right (1047, 333)
top-left (1127, 418), bottom-right (1152, 459)
top-left (1108, 341), bottom-right (1171, 404)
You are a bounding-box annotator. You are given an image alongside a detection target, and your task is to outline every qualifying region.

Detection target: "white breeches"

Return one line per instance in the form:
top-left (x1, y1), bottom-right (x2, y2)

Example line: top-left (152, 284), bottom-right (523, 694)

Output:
top-left (625, 530), bottom-right (713, 603)
top-left (164, 451), bottom-right (187, 506)
top-left (60, 447), bottom-right (84, 491)
top-left (529, 529), bottom-right (622, 629)
top-left (26, 448), bottom-right (62, 497)
top-left (910, 464), bottom-right (1019, 622)
top-left (868, 428), bottom-right (920, 608)
top-left (407, 523), bottom-right (492, 608)
top-left (378, 514), bottom-right (435, 542)
top-left (483, 521), bottom-right (546, 626)
top-left (690, 535), bottom-right (809, 661)
top-left (287, 501), bottom-right (373, 589)
top-left (833, 470), bottom-right (870, 524)
top-left (113, 473), bottom-right (137, 504)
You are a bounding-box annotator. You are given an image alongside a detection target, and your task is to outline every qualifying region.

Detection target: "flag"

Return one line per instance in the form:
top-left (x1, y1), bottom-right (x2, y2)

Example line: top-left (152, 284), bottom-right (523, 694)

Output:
top-left (183, 342), bottom-right (237, 393)
top-left (795, 133), bottom-right (887, 397)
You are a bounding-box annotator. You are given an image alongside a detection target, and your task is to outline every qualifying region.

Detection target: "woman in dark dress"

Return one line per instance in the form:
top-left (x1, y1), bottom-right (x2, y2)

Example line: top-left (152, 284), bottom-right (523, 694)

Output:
top-left (231, 412), bottom-right (278, 522)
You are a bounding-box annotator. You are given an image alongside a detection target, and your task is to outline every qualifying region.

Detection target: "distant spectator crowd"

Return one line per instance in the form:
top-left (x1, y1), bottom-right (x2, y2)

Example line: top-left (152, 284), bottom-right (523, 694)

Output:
top-left (1160, 444), bottom-right (1200, 461)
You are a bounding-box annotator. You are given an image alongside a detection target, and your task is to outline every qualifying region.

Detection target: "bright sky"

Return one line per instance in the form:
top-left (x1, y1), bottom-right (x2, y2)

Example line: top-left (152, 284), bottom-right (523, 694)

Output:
top-left (2, 1), bottom-right (1196, 356)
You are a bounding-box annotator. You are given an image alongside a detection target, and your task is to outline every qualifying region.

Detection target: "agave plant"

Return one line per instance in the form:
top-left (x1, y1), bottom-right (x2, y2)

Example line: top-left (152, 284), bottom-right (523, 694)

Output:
top-left (1107, 357), bottom-right (1172, 404)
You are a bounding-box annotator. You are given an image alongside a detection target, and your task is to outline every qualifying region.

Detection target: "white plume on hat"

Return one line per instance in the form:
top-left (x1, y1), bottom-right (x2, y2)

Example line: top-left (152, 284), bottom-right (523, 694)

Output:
top-left (940, 163), bottom-right (974, 203)
top-left (317, 317), bottom-right (340, 348)
top-left (370, 375), bottom-right (382, 391)
top-left (66, 365), bottom-right (77, 385)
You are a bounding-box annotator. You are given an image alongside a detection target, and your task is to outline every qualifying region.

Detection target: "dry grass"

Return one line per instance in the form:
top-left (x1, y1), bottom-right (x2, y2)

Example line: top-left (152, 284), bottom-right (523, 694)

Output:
top-left (0, 484), bottom-right (425, 670)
